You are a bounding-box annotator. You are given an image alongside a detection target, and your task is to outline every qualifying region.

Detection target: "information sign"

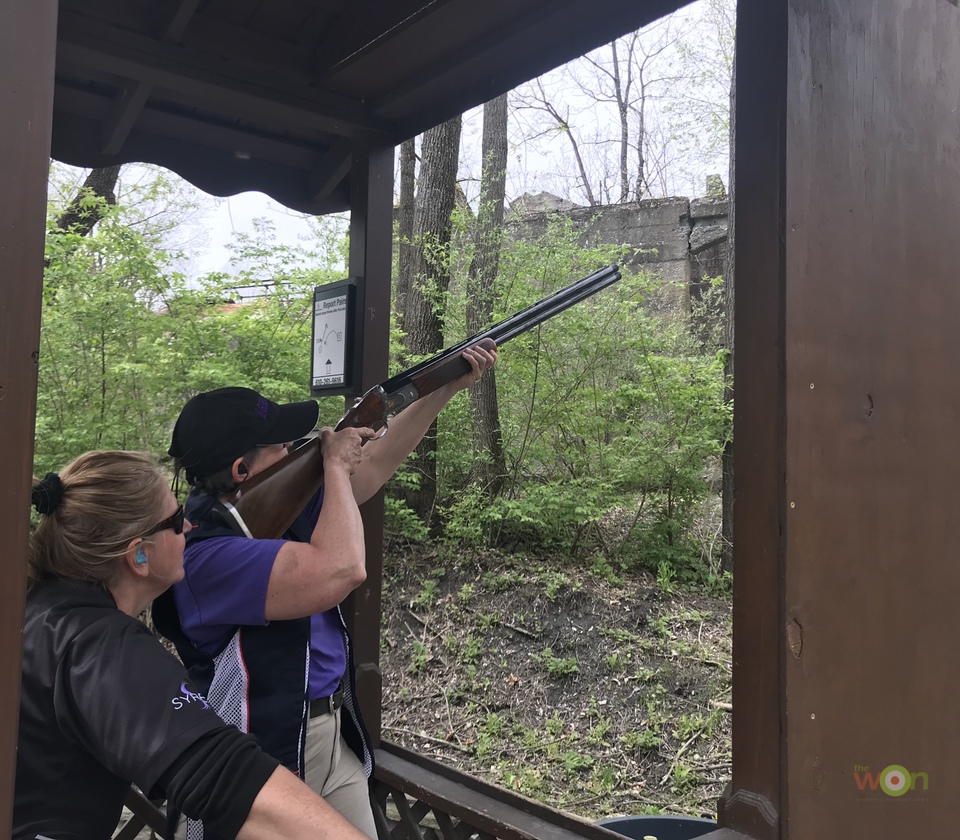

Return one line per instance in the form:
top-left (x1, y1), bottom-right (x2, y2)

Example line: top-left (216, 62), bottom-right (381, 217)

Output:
top-left (311, 279), bottom-right (356, 395)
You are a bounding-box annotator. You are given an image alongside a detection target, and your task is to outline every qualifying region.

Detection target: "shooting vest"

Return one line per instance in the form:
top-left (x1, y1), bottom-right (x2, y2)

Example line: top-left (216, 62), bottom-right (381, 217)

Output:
top-left (152, 492), bottom-right (374, 782)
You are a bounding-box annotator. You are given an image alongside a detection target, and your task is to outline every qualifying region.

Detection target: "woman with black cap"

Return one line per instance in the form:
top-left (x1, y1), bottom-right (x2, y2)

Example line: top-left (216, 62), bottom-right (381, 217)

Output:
top-left (15, 449), bottom-right (368, 840)
top-left (159, 343), bottom-right (496, 840)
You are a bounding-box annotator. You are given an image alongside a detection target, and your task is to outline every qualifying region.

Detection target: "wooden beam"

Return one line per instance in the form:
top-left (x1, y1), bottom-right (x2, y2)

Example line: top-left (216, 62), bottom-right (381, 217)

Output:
top-left (346, 143), bottom-right (394, 745)
top-left (722, 0), bottom-right (960, 837)
top-left (308, 138), bottom-right (353, 203)
top-left (183, 13), bottom-right (314, 74)
top-left (715, 0), bottom-right (784, 836)
top-left (58, 85), bottom-right (320, 168)
top-left (346, 0), bottom-right (562, 101)
top-left (0, 0), bottom-right (58, 833)
top-left (57, 9), bottom-right (393, 140)
top-left (101, 0), bottom-right (203, 154)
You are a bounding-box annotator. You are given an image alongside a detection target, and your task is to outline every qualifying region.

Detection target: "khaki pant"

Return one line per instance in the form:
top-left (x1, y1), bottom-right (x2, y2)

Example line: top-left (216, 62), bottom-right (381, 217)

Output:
top-left (175, 708), bottom-right (376, 839)
top-left (303, 707), bottom-right (377, 839)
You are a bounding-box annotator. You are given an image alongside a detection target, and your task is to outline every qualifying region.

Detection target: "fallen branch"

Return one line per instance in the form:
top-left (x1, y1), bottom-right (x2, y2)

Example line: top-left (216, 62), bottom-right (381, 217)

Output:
top-left (383, 725), bottom-right (475, 754)
top-left (659, 730), bottom-right (702, 786)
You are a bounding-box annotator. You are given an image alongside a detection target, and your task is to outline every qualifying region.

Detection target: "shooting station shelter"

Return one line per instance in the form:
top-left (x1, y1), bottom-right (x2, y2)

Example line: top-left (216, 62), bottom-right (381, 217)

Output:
top-left (2, 1), bottom-right (958, 837)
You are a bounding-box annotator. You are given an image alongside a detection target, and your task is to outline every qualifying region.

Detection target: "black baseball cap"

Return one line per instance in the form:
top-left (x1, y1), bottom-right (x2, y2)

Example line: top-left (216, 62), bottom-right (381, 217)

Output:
top-left (168, 387), bottom-right (319, 480)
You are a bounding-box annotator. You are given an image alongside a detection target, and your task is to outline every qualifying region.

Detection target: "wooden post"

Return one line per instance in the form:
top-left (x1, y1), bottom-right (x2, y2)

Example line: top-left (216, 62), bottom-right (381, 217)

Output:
top-left (0, 0), bottom-right (58, 830)
top-left (717, 0), bottom-right (786, 836)
top-left (719, 0), bottom-right (960, 836)
top-left (346, 144), bottom-right (394, 747)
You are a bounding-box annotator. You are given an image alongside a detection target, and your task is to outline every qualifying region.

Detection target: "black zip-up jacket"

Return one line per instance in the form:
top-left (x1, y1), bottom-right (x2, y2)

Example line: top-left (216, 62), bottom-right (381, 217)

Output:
top-left (15, 579), bottom-right (276, 840)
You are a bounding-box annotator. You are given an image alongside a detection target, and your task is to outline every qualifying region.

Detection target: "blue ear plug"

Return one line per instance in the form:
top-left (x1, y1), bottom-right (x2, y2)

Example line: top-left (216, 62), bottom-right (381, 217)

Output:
top-left (135, 547), bottom-right (148, 566)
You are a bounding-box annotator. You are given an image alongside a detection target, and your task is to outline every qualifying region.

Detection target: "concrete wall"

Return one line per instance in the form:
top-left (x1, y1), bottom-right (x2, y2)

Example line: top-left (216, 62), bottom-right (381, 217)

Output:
top-left (507, 192), bottom-right (730, 317)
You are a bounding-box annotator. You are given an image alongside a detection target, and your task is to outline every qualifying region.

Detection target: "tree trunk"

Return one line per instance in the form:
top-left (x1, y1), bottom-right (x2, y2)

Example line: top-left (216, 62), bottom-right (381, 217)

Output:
top-left (53, 165), bottom-right (121, 236)
top-left (465, 94), bottom-right (508, 501)
top-left (45, 165), bottom-right (123, 289)
top-left (395, 139), bottom-right (417, 342)
top-left (720, 40), bottom-right (735, 575)
top-left (402, 115), bottom-right (463, 523)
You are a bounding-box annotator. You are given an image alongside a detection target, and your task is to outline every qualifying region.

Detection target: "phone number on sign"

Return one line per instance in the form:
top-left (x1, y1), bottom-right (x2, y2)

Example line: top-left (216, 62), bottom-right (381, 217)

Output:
top-left (313, 376), bottom-right (344, 386)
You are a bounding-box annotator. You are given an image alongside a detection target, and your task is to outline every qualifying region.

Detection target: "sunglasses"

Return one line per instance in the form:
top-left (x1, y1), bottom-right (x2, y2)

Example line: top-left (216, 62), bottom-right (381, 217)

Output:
top-left (144, 504), bottom-right (186, 536)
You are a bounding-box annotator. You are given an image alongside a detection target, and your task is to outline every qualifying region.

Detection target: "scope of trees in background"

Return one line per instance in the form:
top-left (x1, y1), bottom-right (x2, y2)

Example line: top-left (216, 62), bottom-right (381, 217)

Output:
top-left (37, 0), bottom-right (734, 591)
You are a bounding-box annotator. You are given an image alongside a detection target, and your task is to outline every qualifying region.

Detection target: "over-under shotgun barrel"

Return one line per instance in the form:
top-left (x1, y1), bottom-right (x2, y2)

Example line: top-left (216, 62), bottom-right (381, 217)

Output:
top-left (232, 264), bottom-right (621, 538)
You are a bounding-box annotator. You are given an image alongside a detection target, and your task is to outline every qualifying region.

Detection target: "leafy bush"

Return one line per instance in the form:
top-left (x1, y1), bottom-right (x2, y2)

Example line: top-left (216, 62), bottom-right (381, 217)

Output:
top-left (434, 217), bottom-right (730, 580)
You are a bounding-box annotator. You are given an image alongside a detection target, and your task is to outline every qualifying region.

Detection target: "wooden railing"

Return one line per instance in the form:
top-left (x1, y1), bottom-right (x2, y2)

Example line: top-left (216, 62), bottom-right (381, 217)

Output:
top-left (116, 786), bottom-right (168, 839)
top-left (117, 740), bottom-right (631, 840)
top-left (371, 742), bottom-right (626, 840)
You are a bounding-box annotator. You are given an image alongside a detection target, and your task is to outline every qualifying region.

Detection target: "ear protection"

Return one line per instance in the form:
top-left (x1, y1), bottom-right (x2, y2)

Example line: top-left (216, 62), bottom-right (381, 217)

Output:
top-left (135, 546), bottom-right (148, 566)
top-left (237, 463), bottom-right (249, 476)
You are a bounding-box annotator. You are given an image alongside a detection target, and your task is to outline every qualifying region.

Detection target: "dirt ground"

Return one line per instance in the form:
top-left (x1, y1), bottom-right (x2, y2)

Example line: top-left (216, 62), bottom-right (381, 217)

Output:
top-left (379, 538), bottom-right (733, 824)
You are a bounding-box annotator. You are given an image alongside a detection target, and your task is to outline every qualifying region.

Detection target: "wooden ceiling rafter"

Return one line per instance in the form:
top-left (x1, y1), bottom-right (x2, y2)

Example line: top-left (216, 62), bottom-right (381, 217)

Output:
top-left (57, 85), bottom-right (321, 167)
top-left (101, 0), bottom-right (202, 154)
top-left (364, 0), bottom-right (571, 120)
top-left (181, 14), bottom-right (316, 77)
top-left (312, 0), bottom-right (456, 79)
top-left (50, 0), bottom-right (689, 215)
top-left (308, 136), bottom-right (353, 203)
top-left (58, 9), bottom-right (390, 141)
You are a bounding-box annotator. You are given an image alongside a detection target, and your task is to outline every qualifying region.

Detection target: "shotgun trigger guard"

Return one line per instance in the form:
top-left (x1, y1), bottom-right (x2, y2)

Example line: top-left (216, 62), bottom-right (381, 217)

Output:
top-left (370, 419), bottom-right (388, 440)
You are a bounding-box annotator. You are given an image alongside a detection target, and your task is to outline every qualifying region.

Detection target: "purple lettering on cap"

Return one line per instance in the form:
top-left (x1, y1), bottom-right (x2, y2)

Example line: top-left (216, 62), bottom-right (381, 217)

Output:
top-left (255, 397), bottom-right (269, 419)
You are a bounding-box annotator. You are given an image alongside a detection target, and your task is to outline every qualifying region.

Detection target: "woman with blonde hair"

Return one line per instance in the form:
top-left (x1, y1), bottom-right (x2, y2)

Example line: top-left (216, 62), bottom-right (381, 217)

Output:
top-left (15, 450), bottom-right (367, 840)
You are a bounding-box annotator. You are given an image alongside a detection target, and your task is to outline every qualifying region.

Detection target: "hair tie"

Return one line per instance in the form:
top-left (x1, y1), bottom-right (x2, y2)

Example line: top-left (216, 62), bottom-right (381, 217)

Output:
top-left (32, 472), bottom-right (64, 516)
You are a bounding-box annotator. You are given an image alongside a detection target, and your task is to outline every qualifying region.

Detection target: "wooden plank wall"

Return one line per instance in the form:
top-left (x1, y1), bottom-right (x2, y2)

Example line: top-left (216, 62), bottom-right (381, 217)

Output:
top-left (783, 0), bottom-right (960, 834)
top-left (727, 0), bottom-right (960, 837)
top-left (0, 0), bottom-right (59, 831)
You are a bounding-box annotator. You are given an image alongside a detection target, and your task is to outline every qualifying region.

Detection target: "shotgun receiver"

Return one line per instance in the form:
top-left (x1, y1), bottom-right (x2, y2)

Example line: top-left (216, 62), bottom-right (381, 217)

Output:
top-left (231, 264), bottom-right (621, 538)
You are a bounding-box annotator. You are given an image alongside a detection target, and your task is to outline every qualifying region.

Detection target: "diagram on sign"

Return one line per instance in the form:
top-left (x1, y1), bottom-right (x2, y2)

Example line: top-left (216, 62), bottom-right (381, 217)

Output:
top-left (312, 292), bottom-right (348, 387)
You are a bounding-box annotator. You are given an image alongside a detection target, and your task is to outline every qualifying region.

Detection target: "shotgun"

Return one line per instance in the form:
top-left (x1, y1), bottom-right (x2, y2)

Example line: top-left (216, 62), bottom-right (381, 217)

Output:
top-left (231, 264), bottom-right (621, 538)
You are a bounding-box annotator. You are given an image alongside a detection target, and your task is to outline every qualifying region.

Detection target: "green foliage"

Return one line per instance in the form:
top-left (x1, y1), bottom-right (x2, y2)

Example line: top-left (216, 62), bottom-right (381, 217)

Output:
top-left (437, 216), bottom-right (730, 583)
top-left (37, 204), bottom-right (176, 470)
top-left (539, 571), bottom-right (579, 602)
top-left (38, 167), bottom-right (730, 590)
top-left (621, 729), bottom-right (662, 754)
top-left (414, 579), bottom-right (439, 610)
top-left (482, 569), bottom-right (524, 593)
top-left (37, 182), bottom-right (350, 479)
top-left (407, 640), bottom-right (430, 673)
top-left (589, 555), bottom-right (624, 586)
top-left (532, 647), bottom-right (580, 678)
top-left (558, 750), bottom-right (593, 775)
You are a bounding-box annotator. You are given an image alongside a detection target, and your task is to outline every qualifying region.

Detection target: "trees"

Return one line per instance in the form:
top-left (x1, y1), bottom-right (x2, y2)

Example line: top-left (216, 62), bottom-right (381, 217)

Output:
top-left (440, 221), bottom-right (729, 581)
top-left (465, 94), bottom-right (509, 498)
top-left (398, 115), bottom-right (463, 522)
top-left (36, 167), bottom-right (346, 474)
top-left (667, 0), bottom-right (736, 198)
top-left (512, 17), bottom-right (688, 204)
top-left (38, 192), bottom-right (175, 468)
top-left (510, 0), bottom-right (735, 203)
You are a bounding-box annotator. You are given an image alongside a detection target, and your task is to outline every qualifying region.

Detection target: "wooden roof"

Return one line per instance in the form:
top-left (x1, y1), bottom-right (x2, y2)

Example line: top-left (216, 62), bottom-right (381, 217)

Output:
top-left (52, 0), bottom-right (685, 214)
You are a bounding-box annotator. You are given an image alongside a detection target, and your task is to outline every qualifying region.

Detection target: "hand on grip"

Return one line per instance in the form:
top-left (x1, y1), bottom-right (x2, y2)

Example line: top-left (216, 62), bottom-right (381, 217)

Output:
top-left (320, 426), bottom-right (377, 475)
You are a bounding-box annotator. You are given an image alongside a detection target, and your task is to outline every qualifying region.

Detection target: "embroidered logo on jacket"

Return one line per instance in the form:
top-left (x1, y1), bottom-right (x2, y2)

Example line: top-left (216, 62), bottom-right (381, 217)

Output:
top-left (171, 680), bottom-right (211, 710)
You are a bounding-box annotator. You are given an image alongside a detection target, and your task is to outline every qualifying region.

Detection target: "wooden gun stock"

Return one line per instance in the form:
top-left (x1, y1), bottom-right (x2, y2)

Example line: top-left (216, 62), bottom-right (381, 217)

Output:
top-left (231, 436), bottom-right (324, 539)
top-left (232, 265), bottom-right (621, 539)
